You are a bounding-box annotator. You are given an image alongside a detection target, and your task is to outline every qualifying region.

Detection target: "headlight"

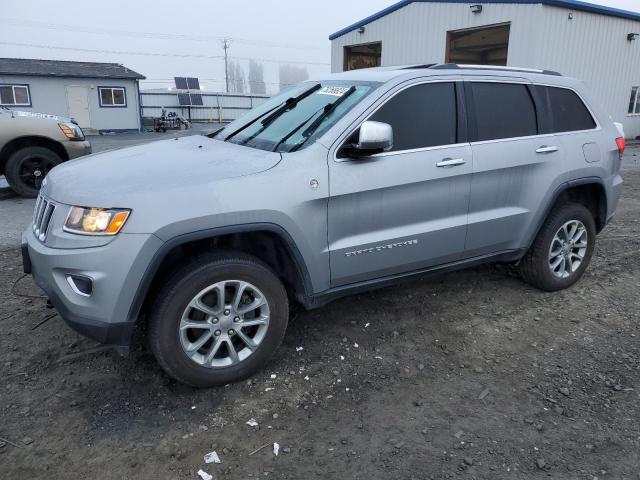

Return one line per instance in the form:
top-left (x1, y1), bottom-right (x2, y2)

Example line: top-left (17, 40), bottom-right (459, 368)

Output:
top-left (58, 122), bottom-right (85, 141)
top-left (64, 206), bottom-right (130, 235)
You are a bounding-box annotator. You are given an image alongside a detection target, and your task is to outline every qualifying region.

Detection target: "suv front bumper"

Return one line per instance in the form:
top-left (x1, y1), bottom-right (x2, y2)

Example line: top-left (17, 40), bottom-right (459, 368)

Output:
top-left (63, 140), bottom-right (92, 159)
top-left (22, 229), bottom-right (163, 348)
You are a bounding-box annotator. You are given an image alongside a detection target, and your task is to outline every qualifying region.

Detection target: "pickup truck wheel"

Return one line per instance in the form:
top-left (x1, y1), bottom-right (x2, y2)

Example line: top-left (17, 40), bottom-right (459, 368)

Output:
top-left (149, 253), bottom-right (289, 387)
top-left (4, 146), bottom-right (62, 198)
top-left (520, 202), bottom-right (596, 291)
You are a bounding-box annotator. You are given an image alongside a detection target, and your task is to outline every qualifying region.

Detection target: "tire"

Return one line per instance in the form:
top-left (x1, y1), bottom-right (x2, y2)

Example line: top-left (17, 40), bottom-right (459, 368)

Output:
top-left (149, 252), bottom-right (289, 387)
top-left (4, 146), bottom-right (62, 198)
top-left (520, 202), bottom-right (596, 291)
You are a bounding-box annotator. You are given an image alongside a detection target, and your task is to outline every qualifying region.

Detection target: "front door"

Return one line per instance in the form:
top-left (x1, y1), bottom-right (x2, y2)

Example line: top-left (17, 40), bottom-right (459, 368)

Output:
top-left (328, 81), bottom-right (472, 287)
top-left (66, 86), bottom-right (90, 128)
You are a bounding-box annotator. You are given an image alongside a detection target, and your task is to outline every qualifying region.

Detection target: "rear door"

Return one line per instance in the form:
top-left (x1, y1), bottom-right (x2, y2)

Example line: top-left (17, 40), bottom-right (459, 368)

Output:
top-left (464, 79), bottom-right (565, 257)
top-left (328, 80), bottom-right (472, 287)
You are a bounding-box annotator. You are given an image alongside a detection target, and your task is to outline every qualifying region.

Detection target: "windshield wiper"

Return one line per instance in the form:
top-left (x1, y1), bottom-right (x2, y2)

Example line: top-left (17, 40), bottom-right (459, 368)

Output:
top-left (286, 86), bottom-right (356, 152)
top-left (224, 83), bottom-right (321, 144)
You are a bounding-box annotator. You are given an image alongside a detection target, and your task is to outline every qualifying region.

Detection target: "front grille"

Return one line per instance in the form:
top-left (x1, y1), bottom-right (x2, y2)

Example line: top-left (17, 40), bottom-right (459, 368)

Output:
top-left (32, 194), bottom-right (56, 242)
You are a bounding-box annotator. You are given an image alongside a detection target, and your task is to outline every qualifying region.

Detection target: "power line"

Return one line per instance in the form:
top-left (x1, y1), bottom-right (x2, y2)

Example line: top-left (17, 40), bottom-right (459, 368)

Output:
top-left (0, 18), bottom-right (328, 51)
top-left (0, 41), bottom-right (330, 66)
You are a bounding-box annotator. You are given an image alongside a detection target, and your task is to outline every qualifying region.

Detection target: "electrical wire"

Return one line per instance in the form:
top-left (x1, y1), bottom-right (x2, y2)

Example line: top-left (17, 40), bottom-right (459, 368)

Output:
top-left (0, 18), bottom-right (328, 51)
top-left (0, 41), bottom-right (330, 66)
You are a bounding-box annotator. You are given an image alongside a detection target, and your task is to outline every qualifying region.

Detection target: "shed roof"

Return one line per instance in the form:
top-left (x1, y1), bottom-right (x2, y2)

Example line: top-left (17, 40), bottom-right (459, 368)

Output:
top-left (0, 58), bottom-right (146, 80)
top-left (329, 0), bottom-right (640, 40)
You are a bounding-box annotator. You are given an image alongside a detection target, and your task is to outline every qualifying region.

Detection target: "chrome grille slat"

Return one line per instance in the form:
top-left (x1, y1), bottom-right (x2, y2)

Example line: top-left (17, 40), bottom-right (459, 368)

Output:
top-left (32, 194), bottom-right (56, 242)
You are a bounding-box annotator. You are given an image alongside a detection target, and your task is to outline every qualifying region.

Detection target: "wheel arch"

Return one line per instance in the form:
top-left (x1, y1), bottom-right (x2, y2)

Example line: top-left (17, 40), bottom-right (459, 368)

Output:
top-left (0, 135), bottom-right (69, 174)
top-left (127, 223), bottom-right (314, 325)
top-left (528, 177), bottom-right (608, 248)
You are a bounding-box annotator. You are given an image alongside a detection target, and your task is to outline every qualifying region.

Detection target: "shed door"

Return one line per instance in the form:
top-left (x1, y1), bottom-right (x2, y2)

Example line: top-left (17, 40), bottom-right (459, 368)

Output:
top-left (66, 86), bottom-right (91, 128)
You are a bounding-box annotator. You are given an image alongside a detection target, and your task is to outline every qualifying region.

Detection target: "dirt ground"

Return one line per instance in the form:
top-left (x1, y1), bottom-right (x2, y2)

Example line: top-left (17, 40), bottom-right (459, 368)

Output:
top-left (1, 144), bottom-right (639, 480)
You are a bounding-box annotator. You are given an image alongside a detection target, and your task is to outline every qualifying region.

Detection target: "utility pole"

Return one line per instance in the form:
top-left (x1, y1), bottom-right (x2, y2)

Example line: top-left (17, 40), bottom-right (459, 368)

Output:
top-left (222, 38), bottom-right (230, 93)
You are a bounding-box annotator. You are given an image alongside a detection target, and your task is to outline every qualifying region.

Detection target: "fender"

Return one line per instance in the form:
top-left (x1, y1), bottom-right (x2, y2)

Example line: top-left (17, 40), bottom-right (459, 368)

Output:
top-left (125, 223), bottom-right (314, 323)
top-left (525, 176), bottom-right (607, 248)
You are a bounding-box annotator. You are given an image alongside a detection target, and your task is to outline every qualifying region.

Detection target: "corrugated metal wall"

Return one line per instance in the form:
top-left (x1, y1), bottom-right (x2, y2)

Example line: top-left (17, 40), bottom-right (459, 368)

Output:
top-left (330, 2), bottom-right (640, 138)
top-left (139, 92), bottom-right (269, 123)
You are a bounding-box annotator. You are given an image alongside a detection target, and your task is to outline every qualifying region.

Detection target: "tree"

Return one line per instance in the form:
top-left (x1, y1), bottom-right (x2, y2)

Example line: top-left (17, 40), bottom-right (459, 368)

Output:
top-left (248, 60), bottom-right (266, 95)
top-left (228, 60), bottom-right (246, 94)
top-left (278, 65), bottom-right (309, 90)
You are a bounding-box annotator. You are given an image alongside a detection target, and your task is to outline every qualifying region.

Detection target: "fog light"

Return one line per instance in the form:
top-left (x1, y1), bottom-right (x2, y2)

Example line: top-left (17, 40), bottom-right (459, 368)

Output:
top-left (66, 274), bottom-right (93, 297)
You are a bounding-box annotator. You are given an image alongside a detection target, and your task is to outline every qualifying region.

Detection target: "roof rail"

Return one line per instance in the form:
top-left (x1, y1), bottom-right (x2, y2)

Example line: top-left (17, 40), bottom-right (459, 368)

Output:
top-left (428, 64), bottom-right (562, 76)
top-left (400, 63), bottom-right (438, 70)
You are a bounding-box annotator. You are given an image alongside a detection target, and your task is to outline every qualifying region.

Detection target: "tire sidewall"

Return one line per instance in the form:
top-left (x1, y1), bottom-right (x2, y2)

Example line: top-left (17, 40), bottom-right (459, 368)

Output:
top-left (536, 203), bottom-right (596, 290)
top-left (151, 257), bottom-right (288, 387)
top-left (5, 146), bottom-right (62, 198)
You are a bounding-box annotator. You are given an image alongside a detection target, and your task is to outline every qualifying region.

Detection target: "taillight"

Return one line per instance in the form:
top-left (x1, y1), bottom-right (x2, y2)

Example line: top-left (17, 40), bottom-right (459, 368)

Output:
top-left (616, 137), bottom-right (625, 155)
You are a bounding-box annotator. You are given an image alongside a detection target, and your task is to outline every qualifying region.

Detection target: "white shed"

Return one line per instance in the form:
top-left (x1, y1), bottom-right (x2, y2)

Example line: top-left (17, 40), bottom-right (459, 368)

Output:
top-left (329, 0), bottom-right (640, 138)
top-left (0, 58), bottom-right (145, 133)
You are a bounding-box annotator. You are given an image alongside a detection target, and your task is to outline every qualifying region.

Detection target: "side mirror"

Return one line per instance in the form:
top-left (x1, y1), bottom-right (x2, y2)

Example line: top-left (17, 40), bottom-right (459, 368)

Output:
top-left (341, 121), bottom-right (393, 157)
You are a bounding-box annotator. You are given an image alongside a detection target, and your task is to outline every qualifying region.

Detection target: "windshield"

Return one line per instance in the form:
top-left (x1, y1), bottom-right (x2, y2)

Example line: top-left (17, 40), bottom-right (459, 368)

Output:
top-left (215, 80), bottom-right (379, 152)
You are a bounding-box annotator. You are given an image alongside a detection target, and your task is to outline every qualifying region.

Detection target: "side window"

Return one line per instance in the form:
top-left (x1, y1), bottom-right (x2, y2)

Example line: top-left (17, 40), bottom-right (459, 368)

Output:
top-left (542, 86), bottom-right (596, 132)
top-left (98, 87), bottom-right (127, 107)
top-left (470, 82), bottom-right (538, 141)
top-left (368, 82), bottom-right (457, 151)
top-left (628, 86), bottom-right (640, 115)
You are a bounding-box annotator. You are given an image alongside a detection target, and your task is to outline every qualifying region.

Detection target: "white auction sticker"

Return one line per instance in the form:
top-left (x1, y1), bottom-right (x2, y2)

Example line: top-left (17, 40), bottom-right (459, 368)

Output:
top-left (317, 86), bottom-right (351, 96)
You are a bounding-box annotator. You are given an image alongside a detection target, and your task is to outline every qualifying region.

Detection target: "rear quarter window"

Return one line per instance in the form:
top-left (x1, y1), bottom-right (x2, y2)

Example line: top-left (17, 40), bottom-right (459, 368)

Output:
top-left (540, 86), bottom-right (596, 133)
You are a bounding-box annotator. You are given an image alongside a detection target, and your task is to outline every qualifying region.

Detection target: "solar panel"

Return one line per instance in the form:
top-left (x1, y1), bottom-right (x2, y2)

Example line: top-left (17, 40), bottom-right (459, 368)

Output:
top-left (186, 77), bottom-right (200, 90)
top-left (174, 77), bottom-right (188, 89)
top-left (189, 93), bottom-right (203, 105)
top-left (177, 93), bottom-right (191, 106)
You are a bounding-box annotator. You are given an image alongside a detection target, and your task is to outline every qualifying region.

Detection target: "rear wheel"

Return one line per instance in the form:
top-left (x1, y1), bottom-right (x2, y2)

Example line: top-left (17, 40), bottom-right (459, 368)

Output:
top-left (149, 253), bottom-right (289, 387)
top-left (4, 146), bottom-right (62, 198)
top-left (520, 202), bottom-right (596, 291)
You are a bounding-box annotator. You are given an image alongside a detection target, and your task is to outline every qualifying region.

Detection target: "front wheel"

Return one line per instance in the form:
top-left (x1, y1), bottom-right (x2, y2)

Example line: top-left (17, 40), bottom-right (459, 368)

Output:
top-left (4, 146), bottom-right (62, 198)
top-left (149, 253), bottom-right (289, 387)
top-left (519, 202), bottom-right (596, 291)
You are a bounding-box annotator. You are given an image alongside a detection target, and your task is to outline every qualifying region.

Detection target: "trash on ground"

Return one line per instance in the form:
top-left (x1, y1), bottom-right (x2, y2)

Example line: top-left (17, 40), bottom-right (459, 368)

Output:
top-left (246, 418), bottom-right (259, 428)
top-left (204, 450), bottom-right (221, 464)
top-left (197, 469), bottom-right (213, 480)
top-left (478, 388), bottom-right (490, 400)
top-left (273, 442), bottom-right (280, 456)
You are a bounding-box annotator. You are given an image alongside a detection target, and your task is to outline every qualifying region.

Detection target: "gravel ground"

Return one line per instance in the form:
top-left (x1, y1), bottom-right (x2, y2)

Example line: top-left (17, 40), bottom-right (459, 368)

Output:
top-left (1, 144), bottom-right (639, 480)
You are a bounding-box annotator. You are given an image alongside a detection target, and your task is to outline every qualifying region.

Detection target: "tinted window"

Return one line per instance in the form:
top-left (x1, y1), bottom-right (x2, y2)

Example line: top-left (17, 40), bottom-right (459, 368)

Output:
top-left (470, 82), bottom-right (538, 141)
top-left (369, 82), bottom-right (457, 151)
top-left (543, 86), bottom-right (596, 133)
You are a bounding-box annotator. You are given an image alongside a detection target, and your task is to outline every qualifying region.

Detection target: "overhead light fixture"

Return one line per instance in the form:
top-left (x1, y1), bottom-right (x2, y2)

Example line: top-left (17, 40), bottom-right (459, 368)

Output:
top-left (568, 12), bottom-right (574, 20)
top-left (628, 33), bottom-right (639, 41)
top-left (358, 26), bottom-right (366, 34)
top-left (470, 4), bottom-right (482, 13)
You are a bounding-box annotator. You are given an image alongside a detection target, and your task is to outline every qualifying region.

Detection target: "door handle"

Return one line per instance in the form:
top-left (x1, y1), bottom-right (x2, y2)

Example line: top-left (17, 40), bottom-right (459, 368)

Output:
top-left (436, 158), bottom-right (466, 168)
top-left (536, 145), bottom-right (559, 154)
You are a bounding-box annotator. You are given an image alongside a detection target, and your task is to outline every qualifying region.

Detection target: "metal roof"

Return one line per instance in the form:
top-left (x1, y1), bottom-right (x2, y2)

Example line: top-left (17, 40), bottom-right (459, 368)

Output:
top-left (329, 0), bottom-right (640, 40)
top-left (0, 58), bottom-right (146, 80)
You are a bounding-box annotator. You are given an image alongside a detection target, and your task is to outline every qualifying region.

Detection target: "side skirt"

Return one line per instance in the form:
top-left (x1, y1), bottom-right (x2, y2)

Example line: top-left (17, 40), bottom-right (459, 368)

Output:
top-left (302, 248), bottom-right (527, 310)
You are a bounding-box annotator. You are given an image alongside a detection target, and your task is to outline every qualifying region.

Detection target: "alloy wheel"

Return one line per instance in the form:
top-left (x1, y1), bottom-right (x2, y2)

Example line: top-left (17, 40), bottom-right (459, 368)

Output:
top-left (179, 280), bottom-right (270, 368)
top-left (548, 220), bottom-right (588, 279)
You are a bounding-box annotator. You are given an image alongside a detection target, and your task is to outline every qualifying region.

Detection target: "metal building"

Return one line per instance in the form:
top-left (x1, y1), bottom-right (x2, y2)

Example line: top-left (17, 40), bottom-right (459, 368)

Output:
top-left (0, 58), bottom-right (145, 133)
top-left (329, 0), bottom-right (640, 138)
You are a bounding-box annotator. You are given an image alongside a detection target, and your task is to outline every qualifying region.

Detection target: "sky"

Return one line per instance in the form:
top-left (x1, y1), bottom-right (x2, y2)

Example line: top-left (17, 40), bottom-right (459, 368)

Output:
top-left (1, 0), bottom-right (638, 94)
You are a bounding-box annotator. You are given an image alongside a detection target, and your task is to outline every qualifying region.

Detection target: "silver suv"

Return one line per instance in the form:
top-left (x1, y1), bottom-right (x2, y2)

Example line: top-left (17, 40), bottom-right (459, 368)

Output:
top-left (22, 65), bottom-right (624, 387)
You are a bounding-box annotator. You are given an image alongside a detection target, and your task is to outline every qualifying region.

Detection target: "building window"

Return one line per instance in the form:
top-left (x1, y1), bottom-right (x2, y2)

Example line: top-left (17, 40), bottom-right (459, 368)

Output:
top-left (628, 87), bottom-right (640, 115)
top-left (0, 84), bottom-right (31, 106)
top-left (98, 87), bottom-right (127, 107)
top-left (344, 42), bottom-right (382, 71)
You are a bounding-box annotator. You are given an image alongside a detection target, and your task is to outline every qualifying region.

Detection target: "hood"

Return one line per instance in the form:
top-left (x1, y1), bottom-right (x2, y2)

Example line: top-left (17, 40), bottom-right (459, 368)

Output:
top-left (43, 135), bottom-right (282, 206)
top-left (2, 108), bottom-right (72, 123)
